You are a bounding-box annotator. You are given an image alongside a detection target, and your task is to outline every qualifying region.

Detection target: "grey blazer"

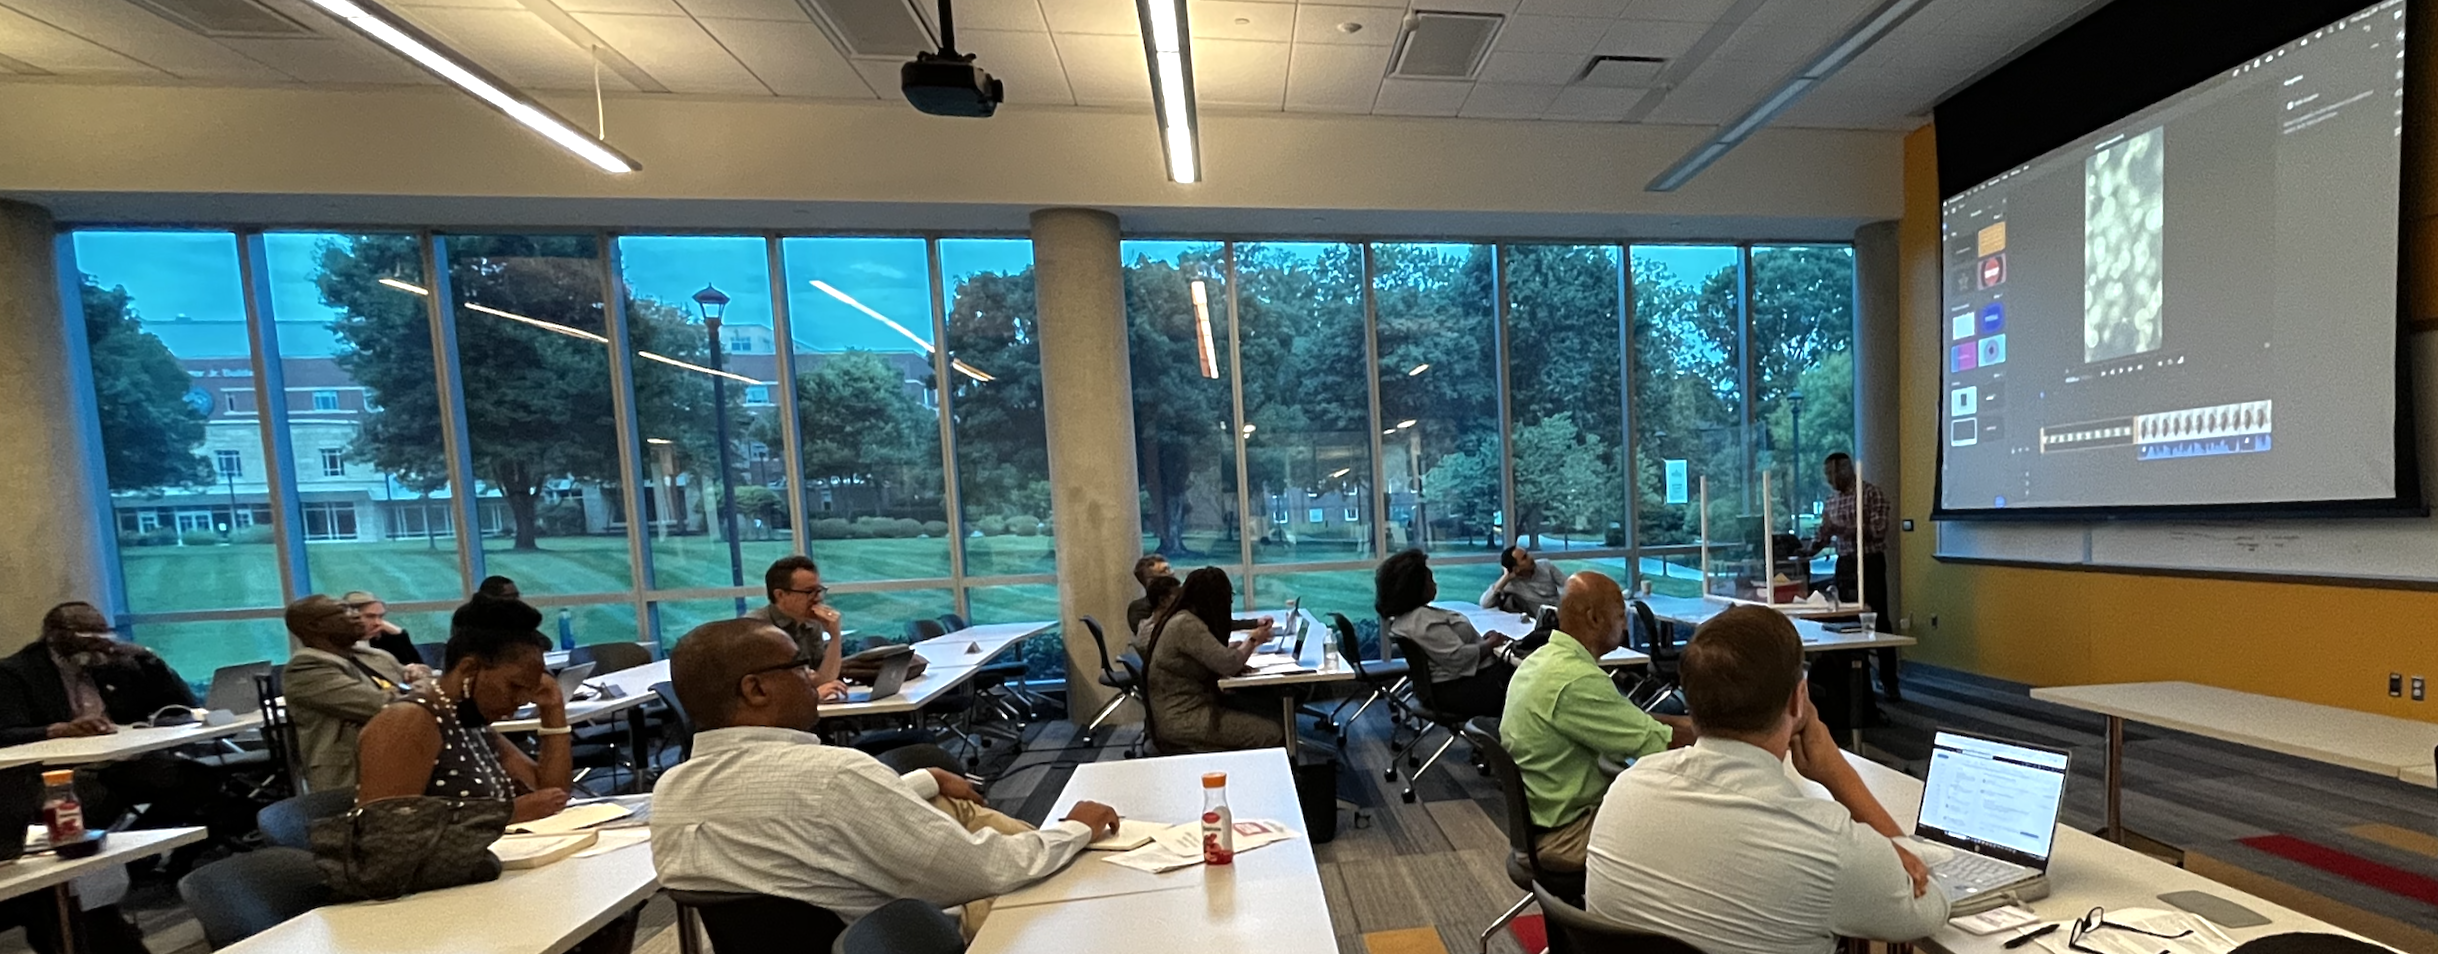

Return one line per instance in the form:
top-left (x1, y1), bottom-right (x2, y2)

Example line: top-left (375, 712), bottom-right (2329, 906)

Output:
top-left (282, 645), bottom-right (407, 792)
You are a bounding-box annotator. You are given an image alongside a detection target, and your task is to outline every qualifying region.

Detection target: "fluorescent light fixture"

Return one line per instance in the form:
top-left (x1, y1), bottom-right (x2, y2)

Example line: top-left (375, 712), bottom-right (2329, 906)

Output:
top-left (1407, 363), bottom-right (1430, 376)
top-left (1190, 279), bottom-right (1218, 379)
top-left (300, 0), bottom-right (638, 174)
top-left (808, 279), bottom-right (994, 383)
top-left (1644, 0), bottom-right (1933, 192)
top-left (379, 278), bottom-right (430, 296)
top-left (1134, 0), bottom-right (1201, 183)
top-left (636, 350), bottom-right (765, 386)
top-left (466, 302), bottom-right (608, 343)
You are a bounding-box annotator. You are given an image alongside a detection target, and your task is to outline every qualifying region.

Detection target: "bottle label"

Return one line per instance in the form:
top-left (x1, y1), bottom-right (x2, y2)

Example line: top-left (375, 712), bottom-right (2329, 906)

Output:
top-left (1201, 808), bottom-right (1234, 865)
top-left (44, 802), bottom-right (83, 845)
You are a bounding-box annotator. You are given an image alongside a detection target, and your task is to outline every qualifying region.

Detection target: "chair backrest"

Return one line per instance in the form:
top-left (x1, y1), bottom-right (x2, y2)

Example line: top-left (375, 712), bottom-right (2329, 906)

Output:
top-left (1531, 880), bottom-right (1706, 954)
top-left (832, 898), bottom-right (963, 954)
top-left (252, 672), bottom-right (299, 794)
top-left (178, 847), bottom-right (332, 949)
top-left (904, 618), bottom-right (948, 642)
top-left (205, 661), bottom-right (274, 714)
top-left (1390, 635), bottom-right (1450, 716)
top-left (669, 890), bottom-right (848, 954)
top-left (873, 742), bottom-right (964, 778)
top-left (651, 682), bottom-right (695, 763)
top-left (1081, 616), bottom-right (1117, 675)
top-left (937, 613), bottom-right (969, 632)
top-left (414, 642), bottom-right (448, 670)
top-left (1461, 719), bottom-right (1535, 860)
top-left (1626, 600), bottom-right (1664, 653)
top-left (1120, 655), bottom-right (1158, 751)
top-left (258, 786), bottom-right (356, 850)
top-left (1328, 614), bottom-right (1373, 681)
top-left (574, 641), bottom-right (652, 675)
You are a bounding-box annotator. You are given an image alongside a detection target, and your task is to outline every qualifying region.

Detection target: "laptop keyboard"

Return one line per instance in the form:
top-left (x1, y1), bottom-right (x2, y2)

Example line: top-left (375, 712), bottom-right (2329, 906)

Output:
top-left (1934, 852), bottom-right (2029, 888)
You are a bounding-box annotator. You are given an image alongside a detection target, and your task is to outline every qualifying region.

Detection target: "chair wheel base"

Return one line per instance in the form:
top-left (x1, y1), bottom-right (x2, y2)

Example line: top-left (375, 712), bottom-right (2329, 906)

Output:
top-left (1406, 756), bottom-right (1420, 768)
top-left (1383, 768), bottom-right (1398, 782)
top-left (1400, 789), bottom-right (1416, 804)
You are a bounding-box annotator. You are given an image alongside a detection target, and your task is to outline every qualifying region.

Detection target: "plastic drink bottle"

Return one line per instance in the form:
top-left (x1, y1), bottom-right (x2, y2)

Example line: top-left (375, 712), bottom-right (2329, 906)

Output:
top-left (1201, 772), bottom-right (1234, 865)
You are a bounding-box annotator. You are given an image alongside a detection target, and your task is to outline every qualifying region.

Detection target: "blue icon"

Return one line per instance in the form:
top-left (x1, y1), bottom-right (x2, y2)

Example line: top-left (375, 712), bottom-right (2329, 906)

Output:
top-left (1980, 302), bottom-right (2004, 334)
top-left (1978, 334), bottom-right (2008, 367)
top-left (1994, 496), bottom-right (2008, 508)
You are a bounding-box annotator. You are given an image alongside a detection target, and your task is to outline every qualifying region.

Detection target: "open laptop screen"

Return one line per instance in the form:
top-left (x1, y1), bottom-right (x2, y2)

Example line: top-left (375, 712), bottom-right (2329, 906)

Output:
top-left (1916, 730), bottom-right (2071, 867)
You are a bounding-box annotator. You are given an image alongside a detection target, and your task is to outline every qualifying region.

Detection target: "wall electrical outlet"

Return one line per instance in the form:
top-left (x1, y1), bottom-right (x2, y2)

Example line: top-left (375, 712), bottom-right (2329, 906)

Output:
top-left (2392, 673), bottom-right (2405, 697)
top-left (2415, 677), bottom-right (2426, 702)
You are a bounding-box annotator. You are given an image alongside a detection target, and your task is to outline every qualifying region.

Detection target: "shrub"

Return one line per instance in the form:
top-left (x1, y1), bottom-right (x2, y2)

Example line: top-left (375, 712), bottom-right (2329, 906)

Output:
top-left (809, 517), bottom-right (850, 540)
top-left (921, 520), bottom-right (949, 538)
top-left (849, 518), bottom-right (879, 539)
top-left (1008, 515), bottom-right (1040, 537)
top-left (893, 518), bottom-right (925, 538)
top-left (180, 531), bottom-right (221, 548)
top-left (137, 528), bottom-right (180, 548)
top-left (536, 499), bottom-right (588, 537)
top-left (968, 515), bottom-right (1004, 536)
top-left (732, 486), bottom-right (785, 527)
top-left (229, 525), bottom-right (275, 544)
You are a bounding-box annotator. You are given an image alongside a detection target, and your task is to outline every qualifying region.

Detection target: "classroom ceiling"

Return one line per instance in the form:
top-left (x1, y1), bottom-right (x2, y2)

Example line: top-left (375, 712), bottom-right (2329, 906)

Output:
top-left (0, 0), bottom-right (2098, 130)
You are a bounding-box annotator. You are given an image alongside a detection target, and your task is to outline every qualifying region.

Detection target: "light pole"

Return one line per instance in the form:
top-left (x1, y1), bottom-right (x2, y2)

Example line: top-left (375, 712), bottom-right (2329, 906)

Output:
top-left (1788, 388), bottom-right (1805, 537)
top-left (693, 284), bottom-right (746, 607)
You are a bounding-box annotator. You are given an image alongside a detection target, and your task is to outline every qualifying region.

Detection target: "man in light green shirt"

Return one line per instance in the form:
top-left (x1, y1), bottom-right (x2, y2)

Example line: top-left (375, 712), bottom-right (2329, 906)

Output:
top-left (1501, 572), bottom-right (1691, 871)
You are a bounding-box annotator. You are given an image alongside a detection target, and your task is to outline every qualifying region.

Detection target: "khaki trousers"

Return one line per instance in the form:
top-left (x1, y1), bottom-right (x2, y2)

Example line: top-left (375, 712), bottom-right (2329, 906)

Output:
top-left (929, 796), bottom-right (1038, 939)
top-left (1534, 808), bottom-right (1597, 873)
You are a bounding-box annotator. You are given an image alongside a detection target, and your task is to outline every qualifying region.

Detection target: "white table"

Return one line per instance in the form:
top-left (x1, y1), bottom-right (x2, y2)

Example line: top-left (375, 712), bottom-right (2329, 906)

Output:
top-left (219, 830), bottom-right (658, 954)
top-left (971, 749), bottom-right (1333, 954)
top-left (2, 715), bottom-right (265, 767)
top-left (0, 827), bottom-right (206, 953)
top-left (1838, 753), bottom-right (2392, 953)
top-left (494, 662), bottom-right (667, 735)
top-left (1431, 602), bottom-right (1654, 668)
top-left (2030, 682), bottom-right (2438, 849)
top-left (1640, 595), bottom-right (1917, 652)
top-left (1208, 610), bottom-right (1344, 758)
top-left (821, 621), bottom-right (1050, 719)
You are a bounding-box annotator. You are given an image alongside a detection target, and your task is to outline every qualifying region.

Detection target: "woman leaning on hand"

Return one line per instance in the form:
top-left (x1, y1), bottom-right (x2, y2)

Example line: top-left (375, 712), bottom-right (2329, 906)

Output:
top-left (355, 596), bottom-right (573, 822)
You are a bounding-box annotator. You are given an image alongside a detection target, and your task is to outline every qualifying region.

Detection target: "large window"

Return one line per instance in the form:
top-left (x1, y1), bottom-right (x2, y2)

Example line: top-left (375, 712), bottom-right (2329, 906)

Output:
top-left (1238, 243), bottom-right (1372, 570)
top-left (1632, 246), bottom-right (1750, 599)
top-left (1374, 244), bottom-right (1499, 560)
top-left (1751, 245), bottom-right (1858, 580)
top-left (1505, 245), bottom-right (1627, 556)
top-left (1124, 240), bottom-right (1240, 571)
top-left (939, 239), bottom-right (1056, 580)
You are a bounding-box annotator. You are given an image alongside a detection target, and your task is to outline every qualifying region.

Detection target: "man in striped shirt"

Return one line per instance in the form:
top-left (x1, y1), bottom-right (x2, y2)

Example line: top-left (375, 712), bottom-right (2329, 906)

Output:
top-left (1804, 452), bottom-right (1898, 701)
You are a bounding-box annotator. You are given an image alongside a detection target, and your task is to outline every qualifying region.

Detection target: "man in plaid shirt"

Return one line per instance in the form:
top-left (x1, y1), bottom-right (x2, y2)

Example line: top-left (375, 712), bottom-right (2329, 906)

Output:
top-left (1803, 452), bottom-right (1898, 702)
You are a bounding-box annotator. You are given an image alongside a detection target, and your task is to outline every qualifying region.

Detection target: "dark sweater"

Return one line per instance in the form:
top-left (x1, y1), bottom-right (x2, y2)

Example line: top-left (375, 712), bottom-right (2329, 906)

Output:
top-left (0, 642), bottom-right (197, 747)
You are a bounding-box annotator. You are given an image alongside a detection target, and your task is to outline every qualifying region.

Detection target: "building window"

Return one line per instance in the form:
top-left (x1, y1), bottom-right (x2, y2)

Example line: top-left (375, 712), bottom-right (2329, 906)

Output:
top-left (747, 441), bottom-right (771, 462)
top-left (223, 392), bottom-right (242, 413)
top-left (743, 385), bottom-right (771, 405)
top-left (302, 502), bottom-right (358, 541)
top-left (319, 448), bottom-right (344, 477)
top-left (214, 449), bottom-right (242, 479)
top-left (312, 390), bottom-right (338, 411)
top-left (1344, 506), bottom-right (1360, 522)
top-left (1307, 507), bottom-right (1326, 525)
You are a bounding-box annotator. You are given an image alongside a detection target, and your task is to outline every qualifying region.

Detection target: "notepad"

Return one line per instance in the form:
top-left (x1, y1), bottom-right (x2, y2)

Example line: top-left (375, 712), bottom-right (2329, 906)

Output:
top-left (506, 802), bottom-right (632, 835)
top-left (1086, 819), bottom-right (1179, 851)
top-left (1245, 653), bottom-right (1302, 669)
top-left (491, 831), bottom-right (597, 869)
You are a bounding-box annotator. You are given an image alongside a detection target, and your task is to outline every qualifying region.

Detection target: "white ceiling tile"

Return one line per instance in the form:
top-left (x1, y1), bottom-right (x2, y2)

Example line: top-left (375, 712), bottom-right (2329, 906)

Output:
top-left (1743, 0), bottom-right (1874, 25)
top-left (1513, 0), bottom-right (1627, 17)
top-left (1594, 17), bottom-right (1703, 58)
top-left (1284, 39), bottom-right (1385, 110)
top-left (1422, 0), bottom-right (1521, 16)
top-left (676, 0), bottom-right (811, 18)
top-left (213, 35), bottom-right (437, 84)
top-left (1190, 0), bottom-right (1293, 42)
top-left (1641, 58), bottom-right (1770, 122)
top-left (0, 0), bottom-right (293, 81)
top-left (1622, 0), bottom-right (1735, 22)
top-left (1541, 82), bottom-right (1643, 120)
top-left (1038, 0), bottom-right (1137, 34)
top-left (952, 28), bottom-right (1074, 104)
top-left (1930, 0), bottom-right (2088, 39)
top-left (1371, 76), bottom-right (1467, 115)
top-left (949, 0), bottom-right (1053, 31)
top-left (1053, 31), bottom-right (1150, 104)
top-left (1475, 50), bottom-right (1578, 85)
top-left (1457, 80), bottom-right (1557, 117)
top-left (1192, 37), bottom-right (1285, 107)
top-left (393, 0), bottom-right (532, 8)
top-left (570, 12), bottom-right (772, 93)
top-left (401, 6), bottom-right (637, 91)
top-left (1709, 21), bottom-right (1825, 65)
top-left (849, 56), bottom-right (903, 92)
top-left (699, 17), bottom-right (879, 97)
top-left (1292, 5), bottom-right (1397, 45)
top-left (0, 5), bottom-right (162, 76)
top-left (1493, 15), bottom-right (1606, 55)
top-left (554, 0), bottom-right (688, 13)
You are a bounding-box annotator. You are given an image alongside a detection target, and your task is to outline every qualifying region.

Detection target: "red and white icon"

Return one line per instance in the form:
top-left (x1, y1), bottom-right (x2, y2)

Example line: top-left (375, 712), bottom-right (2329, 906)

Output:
top-left (1979, 253), bottom-right (2006, 289)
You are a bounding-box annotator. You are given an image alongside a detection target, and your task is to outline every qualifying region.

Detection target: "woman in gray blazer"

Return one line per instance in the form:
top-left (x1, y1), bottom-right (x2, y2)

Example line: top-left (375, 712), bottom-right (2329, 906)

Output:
top-left (1142, 567), bottom-right (1281, 753)
top-left (281, 595), bottom-right (420, 792)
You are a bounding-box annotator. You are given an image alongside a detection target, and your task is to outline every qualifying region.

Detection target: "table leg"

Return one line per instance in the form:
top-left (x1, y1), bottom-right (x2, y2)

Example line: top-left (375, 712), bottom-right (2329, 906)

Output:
top-left (626, 707), bottom-right (649, 792)
top-left (1847, 654), bottom-right (1869, 752)
top-left (2105, 715), bottom-right (2124, 845)
top-left (53, 883), bottom-right (77, 954)
top-left (1280, 694), bottom-right (1299, 759)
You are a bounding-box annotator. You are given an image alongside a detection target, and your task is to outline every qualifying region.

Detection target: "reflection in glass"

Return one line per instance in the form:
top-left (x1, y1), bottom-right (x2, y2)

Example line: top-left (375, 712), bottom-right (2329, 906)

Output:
top-left (75, 231), bottom-right (283, 614)
top-left (829, 588), bottom-right (959, 653)
top-left (966, 583), bottom-right (1064, 681)
top-left (1751, 245), bottom-right (1858, 582)
top-left (270, 232), bottom-right (462, 603)
top-left (939, 239), bottom-right (1057, 578)
top-left (1505, 245), bottom-right (1627, 556)
top-left (1374, 243), bottom-right (1499, 557)
top-left (1125, 240), bottom-right (1240, 567)
top-left (782, 238), bottom-right (951, 583)
top-left (653, 598), bottom-right (752, 653)
top-left (1630, 246), bottom-right (1749, 600)
top-left (1237, 243), bottom-right (1372, 566)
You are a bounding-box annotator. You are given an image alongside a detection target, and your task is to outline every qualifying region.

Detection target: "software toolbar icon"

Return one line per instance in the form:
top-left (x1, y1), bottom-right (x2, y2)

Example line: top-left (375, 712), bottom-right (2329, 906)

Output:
top-left (1980, 254), bottom-right (2006, 289)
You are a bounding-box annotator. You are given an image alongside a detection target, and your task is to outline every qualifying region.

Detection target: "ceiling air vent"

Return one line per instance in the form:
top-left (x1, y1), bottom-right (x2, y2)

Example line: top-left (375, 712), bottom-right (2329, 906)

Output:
top-left (1389, 11), bottom-right (1503, 80)
top-left (798, 0), bottom-right (938, 59)
top-left (129, 0), bottom-right (312, 38)
top-left (1578, 55), bottom-right (1668, 88)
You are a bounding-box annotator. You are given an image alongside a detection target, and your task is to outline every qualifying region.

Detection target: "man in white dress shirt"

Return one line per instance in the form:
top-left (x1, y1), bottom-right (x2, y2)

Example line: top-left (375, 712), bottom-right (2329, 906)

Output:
top-left (1582, 605), bottom-right (1944, 954)
top-left (650, 619), bottom-right (1122, 938)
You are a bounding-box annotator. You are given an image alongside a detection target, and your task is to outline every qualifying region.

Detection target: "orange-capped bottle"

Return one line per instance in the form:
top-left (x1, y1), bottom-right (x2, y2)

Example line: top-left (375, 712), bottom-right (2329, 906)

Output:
top-left (1200, 772), bottom-right (1234, 865)
top-left (40, 770), bottom-right (82, 847)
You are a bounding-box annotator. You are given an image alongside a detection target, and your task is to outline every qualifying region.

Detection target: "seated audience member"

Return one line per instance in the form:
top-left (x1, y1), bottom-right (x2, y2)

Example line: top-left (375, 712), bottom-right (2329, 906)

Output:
top-left (1128, 574), bottom-right (1182, 658)
top-left (355, 598), bottom-right (572, 823)
top-left (757, 555), bottom-right (848, 702)
top-left (1481, 545), bottom-right (1563, 615)
top-left (1377, 548), bottom-right (1518, 716)
top-left (474, 576), bottom-right (521, 601)
top-left (283, 595), bottom-right (417, 792)
top-left (1126, 554), bottom-right (1174, 633)
top-left (651, 618), bottom-right (1120, 938)
top-left (342, 589), bottom-right (421, 669)
top-left (1140, 568), bottom-right (1280, 753)
top-left (0, 603), bottom-right (229, 835)
top-left (1584, 605), bottom-right (1941, 954)
top-left (1500, 572), bottom-right (1691, 873)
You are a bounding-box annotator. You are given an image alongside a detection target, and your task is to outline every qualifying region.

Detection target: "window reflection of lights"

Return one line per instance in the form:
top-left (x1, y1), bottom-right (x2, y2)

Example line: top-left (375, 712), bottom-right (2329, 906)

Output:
top-left (645, 438), bottom-right (673, 445)
top-left (1407, 363), bottom-right (1429, 376)
top-left (808, 279), bottom-right (995, 383)
top-left (1396, 419), bottom-right (1418, 429)
top-left (1241, 424), bottom-right (1256, 435)
top-left (1191, 279), bottom-right (1218, 379)
top-left (466, 302), bottom-right (607, 343)
top-left (1383, 429), bottom-right (1396, 436)
top-left (1327, 468), bottom-right (1351, 480)
top-left (379, 278), bottom-right (430, 296)
top-left (636, 350), bottom-right (765, 386)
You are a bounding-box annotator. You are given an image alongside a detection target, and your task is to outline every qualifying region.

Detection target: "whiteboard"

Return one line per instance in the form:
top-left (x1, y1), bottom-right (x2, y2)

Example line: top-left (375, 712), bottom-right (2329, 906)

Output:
top-left (1933, 333), bottom-right (2436, 582)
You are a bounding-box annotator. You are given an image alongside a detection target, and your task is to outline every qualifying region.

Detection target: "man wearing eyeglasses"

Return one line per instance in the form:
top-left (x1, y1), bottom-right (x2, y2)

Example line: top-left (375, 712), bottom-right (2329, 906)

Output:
top-left (759, 555), bottom-right (849, 702)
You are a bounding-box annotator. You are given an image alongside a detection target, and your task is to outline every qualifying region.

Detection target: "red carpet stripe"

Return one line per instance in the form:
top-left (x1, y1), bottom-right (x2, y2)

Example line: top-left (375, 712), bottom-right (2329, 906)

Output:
top-left (2239, 834), bottom-right (2438, 907)
top-left (1510, 914), bottom-right (1547, 953)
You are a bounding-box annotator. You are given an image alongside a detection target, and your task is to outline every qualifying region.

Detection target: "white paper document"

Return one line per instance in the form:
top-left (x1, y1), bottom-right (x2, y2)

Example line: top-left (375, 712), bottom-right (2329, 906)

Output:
top-left (2034, 908), bottom-right (2235, 954)
top-left (1101, 819), bottom-right (1298, 874)
top-left (507, 802), bottom-right (632, 835)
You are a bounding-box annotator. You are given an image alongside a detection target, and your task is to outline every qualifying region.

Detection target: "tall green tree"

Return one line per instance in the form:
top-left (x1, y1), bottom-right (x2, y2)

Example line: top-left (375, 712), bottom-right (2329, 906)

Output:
top-left (1505, 245), bottom-right (1627, 546)
top-left (1374, 244), bottom-right (1499, 549)
top-left (80, 277), bottom-right (213, 493)
top-left (1125, 249), bottom-right (1234, 556)
top-left (774, 350), bottom-right (938, 518)
top-left (942, 269), bottom-right (1049, 522)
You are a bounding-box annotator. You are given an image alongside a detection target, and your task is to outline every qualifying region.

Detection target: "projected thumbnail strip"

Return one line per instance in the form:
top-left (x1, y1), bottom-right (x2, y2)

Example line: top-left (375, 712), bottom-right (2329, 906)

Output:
top-left (2135, 400), bottom-right (2273, 461)
top-left (2039, 418), bottom-right (2135, 454)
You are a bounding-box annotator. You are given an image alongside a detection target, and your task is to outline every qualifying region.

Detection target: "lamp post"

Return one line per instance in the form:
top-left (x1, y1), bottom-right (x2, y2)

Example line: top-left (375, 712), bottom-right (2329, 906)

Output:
top-left (693, 284), bottom-right (746, 606)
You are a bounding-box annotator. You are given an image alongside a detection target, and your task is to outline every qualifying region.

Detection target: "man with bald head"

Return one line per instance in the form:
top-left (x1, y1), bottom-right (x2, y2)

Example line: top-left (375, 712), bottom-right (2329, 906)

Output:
top-left (1499, 572), bottom-right (1692, 873)
top-left (650, 619), bottom-right (1120, 938)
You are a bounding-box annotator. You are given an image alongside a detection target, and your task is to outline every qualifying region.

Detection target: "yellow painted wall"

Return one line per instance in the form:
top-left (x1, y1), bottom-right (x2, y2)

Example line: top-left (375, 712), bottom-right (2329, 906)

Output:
top-left (1895, 125), bottom-right (2438, 721)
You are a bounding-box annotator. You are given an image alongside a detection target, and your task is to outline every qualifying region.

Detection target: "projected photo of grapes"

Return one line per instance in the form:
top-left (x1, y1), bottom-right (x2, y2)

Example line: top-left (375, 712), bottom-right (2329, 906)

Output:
top-left (2083, 128), bottom-right (2164, 363)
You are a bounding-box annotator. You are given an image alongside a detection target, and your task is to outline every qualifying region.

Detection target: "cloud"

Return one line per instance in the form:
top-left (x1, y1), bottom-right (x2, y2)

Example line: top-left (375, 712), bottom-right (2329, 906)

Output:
top-left (849, 261), bottom-right (908, 281)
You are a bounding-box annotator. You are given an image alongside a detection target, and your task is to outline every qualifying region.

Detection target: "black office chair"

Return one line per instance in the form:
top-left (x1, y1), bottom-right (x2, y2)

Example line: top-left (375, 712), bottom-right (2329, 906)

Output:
top-left (905, 619), bottom-right (949, 643)
top-left (251, 672), bottom-right (299, 799)
top-left (651, 681), bottom-right (696, 768)
top-left (1616, 600), bottom-right (1683, 713)
top-left (1387, 636), bottom-right (1475, 804)
top-left (1464, 718), bottom-right (1587, 954)
top-left (831, 898), bottom-right (963, 954)
top-left (670, 890), bottom-right (849, 954)
top-left (570, 641), bottom-right (652, 675)
top-left (1325, 613), bottom-right (1413, 747)
top-left (256, 786), bottom-right (355, 851)
top-left (1078, 617), bottom-right (1144, 746)
top-left (1120, 655), bottom-right (1160, 756)
top-left (178, 847), bottom-right (332, 949)
top-left (874, 742), bottom-right (964, 778)
top-left (936, 613), bottom-right (969, 632)
top-left (2229, 935), bottom-right (2390, 954)
top-left (1532, 880), bottom-right (1704, 954)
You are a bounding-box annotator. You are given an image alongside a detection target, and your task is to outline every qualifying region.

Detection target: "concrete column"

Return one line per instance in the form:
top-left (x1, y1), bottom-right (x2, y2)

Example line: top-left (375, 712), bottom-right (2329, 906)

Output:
top-left (0, 199), bottom-right (112, 650)
top-left (1030, 208), bottom-right (1141, 720)
top-left (1852, 219), bottom-right (1902, 623)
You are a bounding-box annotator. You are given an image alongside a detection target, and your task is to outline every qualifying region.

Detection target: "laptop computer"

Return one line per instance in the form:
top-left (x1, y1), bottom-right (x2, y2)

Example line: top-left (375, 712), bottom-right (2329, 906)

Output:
top-left (553, 662), bottom-right (596, 702)
top-left (844, 647), bottom-right (915, 703)
top-left (1911, 729), bottom-right (2071, 915)
top-left (204, 661), bottom-right (274, 714)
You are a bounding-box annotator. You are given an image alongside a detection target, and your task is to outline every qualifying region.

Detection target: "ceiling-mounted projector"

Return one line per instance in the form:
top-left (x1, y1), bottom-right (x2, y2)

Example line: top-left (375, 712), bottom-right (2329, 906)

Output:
top-left (902, 0), bottom-right (1002, 117)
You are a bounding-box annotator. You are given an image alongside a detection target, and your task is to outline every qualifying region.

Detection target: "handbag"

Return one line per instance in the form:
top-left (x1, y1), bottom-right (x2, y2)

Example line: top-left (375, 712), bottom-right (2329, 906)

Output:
top-left (840, 645), bottom-right (929, 685)
top-left (309, 795), bottom-right (513, 901)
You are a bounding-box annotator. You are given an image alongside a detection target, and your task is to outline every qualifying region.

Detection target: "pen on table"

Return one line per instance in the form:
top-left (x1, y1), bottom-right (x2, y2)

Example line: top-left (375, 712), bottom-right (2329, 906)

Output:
top-left (2002, 923), bottom-right (2060, 949)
